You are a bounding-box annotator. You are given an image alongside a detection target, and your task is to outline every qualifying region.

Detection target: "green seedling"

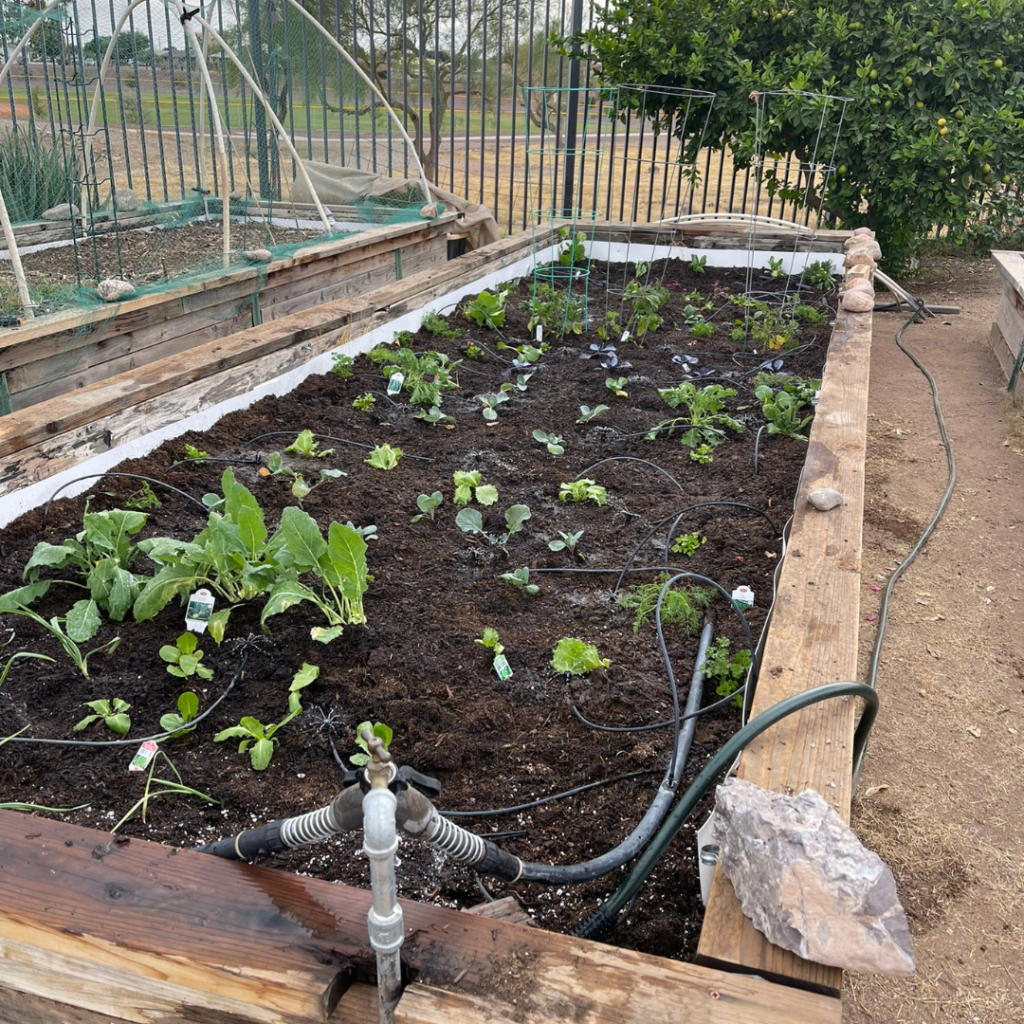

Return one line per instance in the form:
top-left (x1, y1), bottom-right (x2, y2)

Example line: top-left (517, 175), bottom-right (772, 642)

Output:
top-left (755, 384), bottom-right (814, 440)
top-left (557, 227), bottom-right (588, 266)
top-left (0, 631), bottom-right (54, 687)
top-left (421, 311), bottom-right (462, 338)
top-left (671, 531), bottom-right (706, 557)
top-left (412, 491), bottom-right (444, 522)
top-left (794, 303), bottom-right (829, 325)
top-left (690, 322), bottom-right (715, 339)
top-left (112, 750), bottom-right (217, 831)
top-left (463, 288), bottom-right (508, 328)
top-left (527, 282), bottom-right (586, 337)
top-left (497, 342), bottom-right (547, 367)
top-left (206, 608), bottom-right (231, 644)
top-left (266, 451), bottom-right (345, 500)
top-left (652, 382), bottom-right (744, 449)
top-left (74, 698), bottom-right (131, 735)
top-left (455, 505), bottom-right (531, 551)
top-left (532, 429), bottom-right (565, 456)
top-left (352, 393), bottom-right (376, 412)
top-left (690, 444), bottom-right (714, 465)
top-left (548, 530), bottom-right (584, 555)
top-left (621, 279), bottom-right (670, 341)
top-left (415, 405), bottom-right (455, 426)
top-left (350, 721), bottom-right (393, 766)
top-left (366, 346), bottom-right (461, 407)
top-left (287, 662), bottom-right (320, 714)
top-left (0, 599), bottom-right (120, 678)
top-left (476, 391), bottom-right (509, 421)
top-left (576, 404), bottom-right (609, 424)
top-left (215, 709), bottom-right (297, 771)
top-left (285, 430), bottom-right (334, 459)
top-left (464, 344), bottom-right (483, 359)
top-left (559, 479), bottom-right (607, 506)
top-left (160, 632), bottom-right (213, 681)
top-left (452, 471), bottom-right (498, 506)
top-left (605, 376), bottom-right (629, 397)
top-left (183, 443), bottom-right (210, 460)
top-left (766, 256), bottom-right (786, 279)
top-left (501, 372), bottom-right (534, 393)
top-left (499, 566), bottom-right (539, 595)
top-left (393, 330), bottom-right (414, 347)
top-left (803, 260), bottom-right (836, 291)
top-left (475, 627), bottom-right (504, 656)
top-left (331, 353), bottom-right (355, 378)
top-left (364, 443), bottom-right (403, 470)
top-left (617, 576), bottom-right (713, 635)
top-left (160, 691), bottom-right (200, 736)
top-left (689, 253), bottom-right (707, 274)
top-left (125, 481), bottom-right (163, 510)
top-left (699, 637), bottom-right (752, 708)
top-left (551, 637), bottom-right (610, 675)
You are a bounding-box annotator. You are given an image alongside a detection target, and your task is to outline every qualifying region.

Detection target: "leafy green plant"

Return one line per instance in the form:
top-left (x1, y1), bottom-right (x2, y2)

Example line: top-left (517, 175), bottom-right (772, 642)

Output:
top-left (653, 382), bottom-right (744, 449)
top-left (215, 710), bottom-right (297, 771)
top-left (551, 637), bottom-right (610, 675)
top-left (463, 287), bottom-right (508, 329)
top-left (671, 531), bottom-right (706, 557)
top-left (475, 627), bottom-right (504, 655)
top-left (548, 530), bottom-right (584, 555)
top-left (331, 353), bottom-right (355, 378)
top-left (0, 631), bottom-right (54, 687)
top-left (393, 330), bottom-right (414, 347)
top-left (125, 481), bottom-right (163, 511)
top-left (689, 253), bottom-right (707, 274)
top-left (499, 566), bottom-right (539, 595)
top-left (183, 443), bottom-right (210, 460)
top-left (261, 510), bottom-right (370, 644)
top-left (532, 429), bottom-right (565, 456)
top-left (366, 346), bottom-right (461, 407)
top-left (621, 279), bottom-right (670, 341)
top-left (455, 505), bottom-right (531, 551)
top-left (464, 343), bottom-right (483, 359)
top-left (605, 376), bottom-right (629, 397)
top-left (350, 721), bottom-right (393, 767)
top-left (19, 507), bottom-right (152, 622)
top-left (576, 404), bottom-right (609, 424)
top-left (476, 391), bottom-right (509, 421)
top-left (74, 698), bottom-right (131, 735)
top-left (755, 384), bottom-right (815, 440)
top-left (412, 491), bottom-right (444, 522)
top-left (497, 341), bottom-right (547, 368)
top-left (364, 443), bottom-right (403, 470)
top-left (766, 256), bottom-right (786, 279)
top-left (160, 632), bottom-right (213, 681)
top-left (617, 576), bottom-right (713, 634)
top-left (502, 372), bottom-right (534, 393)
top-left (265, 451), bottom-right (344, 500)
top-left (557, 226), bottom-right (588, 266)
top-left (699, 637), bottom-right (752, 707)
top-left (794, 303), bottom-right (829, 325)
top-left (0, 597), bottom-right (120, 678)
top-left (287, 662), bottom-right (321, 714)
top-left (414, 405), bottom-right (455, 426)
top-left (559, 479), bottom-right (607, 506)
top-left (528, 282), bottom-right (586, 337)
top-left (285, 430), bottom-right (334, 459)
top-left (452, 471), bottom-right (498, 506)
top-left (803, 261), bottom-right (836, 291)
top-left (160, 691), bottom-right (200, 736)
top-left (690, 321), bottom-right (715, 339)
top-left (690, 444), bottom-right (714, 465)
top-left (422, 311), bottom-right (462, 338)
top-left (352, 392), bottom-right (376, 412)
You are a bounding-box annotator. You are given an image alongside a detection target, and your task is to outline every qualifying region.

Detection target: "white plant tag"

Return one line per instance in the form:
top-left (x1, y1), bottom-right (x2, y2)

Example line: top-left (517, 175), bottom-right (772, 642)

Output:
top-left (185, 587), bottom-right (215, 634)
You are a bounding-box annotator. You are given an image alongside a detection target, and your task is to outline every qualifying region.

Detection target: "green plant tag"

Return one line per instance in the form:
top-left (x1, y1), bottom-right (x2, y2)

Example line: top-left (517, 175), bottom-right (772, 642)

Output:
top-left (128, 740), bottom-right (159, 773)
top-left (387, 371), bottom-right (404, 395)
top-left (493, 653), bottom-right (513, 682)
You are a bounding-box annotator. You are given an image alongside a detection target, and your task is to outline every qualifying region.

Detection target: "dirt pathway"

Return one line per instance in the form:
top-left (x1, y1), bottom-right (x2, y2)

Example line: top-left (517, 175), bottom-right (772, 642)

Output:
top-left (843, 256), bottom-right (1024, 1023)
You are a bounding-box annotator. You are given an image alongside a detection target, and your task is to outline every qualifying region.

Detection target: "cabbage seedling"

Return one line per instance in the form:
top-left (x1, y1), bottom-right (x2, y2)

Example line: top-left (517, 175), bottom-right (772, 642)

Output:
top-left (75, 698), bottom-right (131, 735)
top-left (412, 491), bottom-right (444, 522)
top-left (499, 567), bottom-right (539, 595)
top-left (532, 429), bottom-right (565, 456)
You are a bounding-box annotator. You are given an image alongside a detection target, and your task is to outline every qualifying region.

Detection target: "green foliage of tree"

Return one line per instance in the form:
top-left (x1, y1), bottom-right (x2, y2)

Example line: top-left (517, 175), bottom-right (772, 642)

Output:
top-left (579, 0), bottom-right (1024, 268)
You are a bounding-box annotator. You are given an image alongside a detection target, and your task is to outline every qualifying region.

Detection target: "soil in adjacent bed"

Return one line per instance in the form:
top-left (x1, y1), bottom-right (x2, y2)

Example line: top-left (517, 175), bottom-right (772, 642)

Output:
top-left (0, 259), bottom-right (833, 960)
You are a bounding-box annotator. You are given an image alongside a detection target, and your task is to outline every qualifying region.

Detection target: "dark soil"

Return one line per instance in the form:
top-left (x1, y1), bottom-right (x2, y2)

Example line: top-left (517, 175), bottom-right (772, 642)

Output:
top-left (0, 260), bottom-right (833, 961)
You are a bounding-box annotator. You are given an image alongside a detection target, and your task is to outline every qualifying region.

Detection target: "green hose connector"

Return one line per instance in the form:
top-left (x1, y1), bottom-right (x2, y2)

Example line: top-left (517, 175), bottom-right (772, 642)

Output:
top-left (572, 681), bottom-right (879, 940)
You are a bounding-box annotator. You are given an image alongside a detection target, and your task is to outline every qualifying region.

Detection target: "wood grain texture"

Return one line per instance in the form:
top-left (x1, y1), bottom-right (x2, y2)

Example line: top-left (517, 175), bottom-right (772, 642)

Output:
top-left (0, 812), bottom-right (840, 1024)
top-left (696, 302), bottom-right (874, 995)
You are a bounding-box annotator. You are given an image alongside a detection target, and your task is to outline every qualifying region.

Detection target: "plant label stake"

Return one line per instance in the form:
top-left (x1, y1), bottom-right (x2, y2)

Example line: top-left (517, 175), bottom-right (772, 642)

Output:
top-left (536, 323), bottom-right (543, 344)
top-left (493, 654), bottom-right (513, 682)
top-left (185, 588), bottom-right (216, 634)
top-left (129, 740), bottom-right (159, 772)
top-left (387, 371), bottom-right (404, 396)
top-left (731, 585), bottom-right (754, 610)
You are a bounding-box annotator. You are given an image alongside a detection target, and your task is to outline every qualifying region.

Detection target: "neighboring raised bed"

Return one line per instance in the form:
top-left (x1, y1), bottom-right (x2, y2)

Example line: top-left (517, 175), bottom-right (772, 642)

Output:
top-left (989, 250), bottom-right (1024, 394)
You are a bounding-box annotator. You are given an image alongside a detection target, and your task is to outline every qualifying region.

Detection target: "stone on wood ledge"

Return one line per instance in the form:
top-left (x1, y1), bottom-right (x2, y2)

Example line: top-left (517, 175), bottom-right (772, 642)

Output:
top-left (114, 188), bottom-right (140, 212)
top-left (243, 249), bottom-right (273, 263)
top-left (808, 487), bottom-right (844, 511)
top-left (42, 203), bottom-right (81, 221)
top-left (712, 777), bottom-right (916, 976)
top-left (96, 278), bottom-right (136, 302)
top-left (840, 288), bottom-right (875, 313)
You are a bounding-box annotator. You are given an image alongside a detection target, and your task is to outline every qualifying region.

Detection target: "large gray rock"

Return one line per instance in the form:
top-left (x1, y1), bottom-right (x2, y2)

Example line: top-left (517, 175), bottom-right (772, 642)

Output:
top-left (41, 203), bottom-right (80, 221)
top-left (712, 777), bottom-right (915, 975)
top-left (840, 288), bottom-right (875, 313)
top-left (96, 278), bottom-right (136, 302)
top-left (113, 188), bottom-right (140, 212)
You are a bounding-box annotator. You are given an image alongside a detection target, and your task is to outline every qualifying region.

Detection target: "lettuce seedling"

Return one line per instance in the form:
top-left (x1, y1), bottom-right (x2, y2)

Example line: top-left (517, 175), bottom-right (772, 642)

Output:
top-left (559, 479), bottom-right (607, 506)
top-left (532, 429), bottom-right (565, 456)
top-left (671, 531), bottom-right (706, 557)
top-left (551, 637), bottom-right (610, 675)
top-left (350, 721), bottom-right (393, 766)
top-left (160, 691), bottom-right (199, 737)
top-left (452, 471), bottom-right (498, 506)
top-left (285, 429), bottom-right (334, 458)
top-left (75, 698), bottom-right (131, 735)
top-left (576, 404), bottom-right (609, 424)
top-left (462, 288), bottom-right (508, 328)
top-left (353, 393), bottom-right (376, 412)
top-left (364, 443), bottom-right (403, 470)
top-left (160, 632), bottom-right (213, 680)
top-left (475, 627), bottom-right (504, 656)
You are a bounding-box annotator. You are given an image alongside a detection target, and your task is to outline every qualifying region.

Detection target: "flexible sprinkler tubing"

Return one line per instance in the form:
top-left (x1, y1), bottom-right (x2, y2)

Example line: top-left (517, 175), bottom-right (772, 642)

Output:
top-left (572, 681), bottom-right (880, 939)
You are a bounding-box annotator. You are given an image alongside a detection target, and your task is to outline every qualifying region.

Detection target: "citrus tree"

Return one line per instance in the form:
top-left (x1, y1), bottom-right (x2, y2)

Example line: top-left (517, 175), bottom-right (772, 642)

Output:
top-left (579, 0), bottom-right (1024, 268)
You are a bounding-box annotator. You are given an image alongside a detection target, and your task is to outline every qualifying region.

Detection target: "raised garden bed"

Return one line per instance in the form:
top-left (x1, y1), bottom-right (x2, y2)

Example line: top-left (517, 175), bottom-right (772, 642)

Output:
top-left (0, 254), bottom-right (839, 960)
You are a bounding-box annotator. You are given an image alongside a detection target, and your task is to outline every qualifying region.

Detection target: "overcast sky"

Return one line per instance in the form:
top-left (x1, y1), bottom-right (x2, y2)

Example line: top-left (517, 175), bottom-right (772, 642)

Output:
top-left (79, 1), bottom-right (239, 52)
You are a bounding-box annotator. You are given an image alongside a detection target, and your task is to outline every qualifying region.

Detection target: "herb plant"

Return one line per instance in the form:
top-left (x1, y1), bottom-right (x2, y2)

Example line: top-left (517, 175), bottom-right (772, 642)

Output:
top-left (532, 429), bottom-right (565, 456)
top-left (412, 491), bottom-right (444, 522)
top-left (671, 531), bottom-right (706, 557)
top-left (617, 576), bottom-right (713, 634)
top-left (331, 353), bottom-right (355, 378)
top-left (551, 637), bottom-right (610, 675)
top-left (366, 347), bottom-right (461, 406)
top-left (699, 637), bottom-right (752, 707)
top-left (111, 751), bottom-right (217, 832)
top-left (365, 443), bottom-right (403, 470)
top-left (74, 698), bottom-right (131, 735)
top-left (499, 566), bottom-right (539, 595)
top-left (352, 393), bottom-right (376, 412)
top-left (559, 479), bottom-right (607, 506)
top-left (421, 311), bottom-right (462, 338)
top-left (160, 632), bottom-right (213, 680)
top-left (452, 471), bottom-right (498, 506)
top-left (183, 443), bottom-right (210, 460)
top-left (125, 482), bottom-right (163, 510)
top-left (803, 261), bottom-right (836, 291)
top-left (0, 631), bottom-right (54, 687)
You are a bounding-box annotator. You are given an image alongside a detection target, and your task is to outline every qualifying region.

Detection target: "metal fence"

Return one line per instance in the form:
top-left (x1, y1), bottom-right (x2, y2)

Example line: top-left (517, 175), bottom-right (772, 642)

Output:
top-left (0, 0), bottom-right (830, 235)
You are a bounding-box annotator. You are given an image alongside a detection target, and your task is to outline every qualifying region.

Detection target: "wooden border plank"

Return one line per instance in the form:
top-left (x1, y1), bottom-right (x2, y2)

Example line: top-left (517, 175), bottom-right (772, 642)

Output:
top-left (696, 290), bottom-right (873, 994)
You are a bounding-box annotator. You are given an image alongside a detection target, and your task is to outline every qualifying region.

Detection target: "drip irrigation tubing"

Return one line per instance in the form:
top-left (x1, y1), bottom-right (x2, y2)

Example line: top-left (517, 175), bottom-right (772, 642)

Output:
top-left (243, 431), bottom-right (433, 462)
top-left (570, 687), bottom-right (744, 734)
top-left (753, 425), bottom-right (767, 475)
top-left (42, 473), bottom-right (208, 526)
top-left (574, 456), bottom-right (684, 493)
top-left (169, 456), bottom-right (261, 469)
top-left (571, 681), bottom-right (880, 939)
top-left (2, 646), bottom-right (251, 748)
